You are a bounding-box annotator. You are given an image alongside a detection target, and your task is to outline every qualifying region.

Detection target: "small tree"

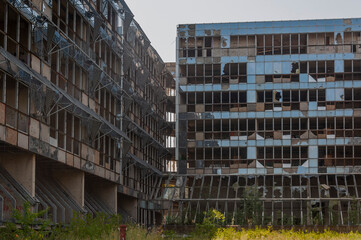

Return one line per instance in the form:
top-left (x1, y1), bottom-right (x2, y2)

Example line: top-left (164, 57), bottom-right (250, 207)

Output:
top-left (349, 198), bottom-right (359, 225)
top-left (329, 200), bottom-right (339, 225)
top-left (192, 209), bottom-right (225, 239)
top-left (243, 186), bottom-right (263, 226)
top-left (0, 202), bottom-right (50, 240)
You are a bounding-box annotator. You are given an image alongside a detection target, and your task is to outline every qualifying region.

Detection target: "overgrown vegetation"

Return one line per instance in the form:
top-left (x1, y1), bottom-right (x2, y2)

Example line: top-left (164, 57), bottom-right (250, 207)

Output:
top-left (126, 225), bottom-right (163, 240)
top-left (191, 209), bottom-right (226, 239)
top-left (212, 227), bottom-right (361, 240)
top-left (166, 186), bottom-right (263, 226)
top-left (236, 186), bottom-right (263, 226)
top-left (3, 202), bottom-right (361, 240)
top-left (0, 202), bottom-right (122, 240)
top-left (0, 202), bottom-right (51, 240)
top-left (126, 225), bottom-right (361, 240)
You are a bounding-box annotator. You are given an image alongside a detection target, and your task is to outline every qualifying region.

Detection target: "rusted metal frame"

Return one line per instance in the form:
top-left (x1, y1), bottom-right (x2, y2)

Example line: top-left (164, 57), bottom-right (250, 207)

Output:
top-left (316, 176), bottom-right (323, 224)
top-left (194, 200), bottom-right (200, 223)
top-left (164, 175), bottom-right (173, 220)
top-left (335, 176), bottom-right (344, 225)
top-left (47, 103), bottom-right (72, 116)
top-left (216, 176), bottom-right (222, 212)
top-left (122, 161), bottom-right (136, 171)
top-left (185, 176), bottom-right (196, 221)
top-left (149, 175), bottom-right (161, 199)
top-left (233, 176), bottom-right (239, 224)
top-left (177, 176), bottom-right (188, 219)
top-left (199, 176), bottom-right (205, 200)
top-left (46, 95), bottom-right (64, 117)
top-left (194, 176), bottom-right (205, 222)
top-left (208, 176), bottom-right (214, 200)
top-left (142, 172), bottom-right (156, 181)
top-left (48, 42), bottom-right (73, 55)
top-left (96, 81), bottom-right (113, 91)
top-left (305, 176), bottom-right (313, 226)
top-left (154, 174), bottom-right (166, 201)
top-left (225, 176), bottom-right (231, 217)
top-left (353, 175), bottom-right (360, 224)
top-left (94, 129), bottom-right (113, 141)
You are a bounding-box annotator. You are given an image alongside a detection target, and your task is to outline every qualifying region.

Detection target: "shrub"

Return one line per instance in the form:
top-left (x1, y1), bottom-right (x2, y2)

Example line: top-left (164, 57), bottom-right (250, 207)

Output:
top-left (50, 212), bottom-right (122, 240)
top-left (213, 227), bottom-right (242, 240)
top-left (126, 225), bottom-right (161, 240)
top-left (0, 202), bottom-right (50, 240)
top-left (191, 209), bottom-right (225, 239)
top-left (0, 201), bottom-right (122, 240)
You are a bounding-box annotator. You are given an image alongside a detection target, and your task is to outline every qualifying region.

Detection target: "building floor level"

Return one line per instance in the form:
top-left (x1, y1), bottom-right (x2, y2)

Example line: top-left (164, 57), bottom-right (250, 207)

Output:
top-left (168, 18), bottom-right (361, 225)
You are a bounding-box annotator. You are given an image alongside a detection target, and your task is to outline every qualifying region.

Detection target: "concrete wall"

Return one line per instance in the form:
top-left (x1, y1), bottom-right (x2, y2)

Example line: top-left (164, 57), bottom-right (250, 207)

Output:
top-left (53, 169), bottom-right (85, 207)
top-left (88, 180), bottom-right (118, 213)
top-left (118, 193), bottom-right (138, 221)
top-left (0, 152), bottom-right (36, 197)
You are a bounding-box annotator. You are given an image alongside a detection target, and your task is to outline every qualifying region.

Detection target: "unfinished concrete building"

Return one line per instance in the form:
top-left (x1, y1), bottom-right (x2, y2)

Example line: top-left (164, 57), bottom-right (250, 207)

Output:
top-left (161, 18), bottom-right (361, 226)
top-left (0, 0), bottom-right (174, 226)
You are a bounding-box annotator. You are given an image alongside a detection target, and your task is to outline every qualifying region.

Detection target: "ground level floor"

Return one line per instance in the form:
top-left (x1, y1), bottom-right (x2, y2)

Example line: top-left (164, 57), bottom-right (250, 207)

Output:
top-left (160, 174), bottom-right (361, 226)
top-left (0, 141), bottom-right (162, 226)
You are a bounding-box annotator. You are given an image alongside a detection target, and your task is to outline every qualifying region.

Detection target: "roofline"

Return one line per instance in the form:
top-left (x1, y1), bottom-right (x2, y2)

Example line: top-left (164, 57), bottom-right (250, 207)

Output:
top-left (177, 17), bottom-right (361, 27)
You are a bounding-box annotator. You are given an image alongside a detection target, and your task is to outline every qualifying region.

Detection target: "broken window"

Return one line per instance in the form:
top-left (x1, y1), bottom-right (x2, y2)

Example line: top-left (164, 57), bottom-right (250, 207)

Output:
top-left (318, 89), bottom-right (325, 101)
top-left (230, 36), bottom-right (238, 48)
top-left (265, 35), bottom-right (272, 55)
top-left (196, 92), bottom-right (203, 104)
top-left (230, 63), bottom-right (238, 76)
top-left (345, 60), bottom-right (352, 72)
top-left (19, 16), bottom-right (29, 48)
top-left (326, 61), bottom-right (334, 73)
top-left (239, 92), bottom-right (246, 103)
top-left (265, 91), bottom-right (272, 102)
top-left (18, 83), bottom-right (28, 114)
top-left (257, 35), bottom-right (264, 55)
top-left (300, 34), bottom-right (307, 53)
top-left (282, 34), bottom-right (290, 54)
top-left (309, 61), bottom-right (316, 73)
top-left (0, 1), bottom-right (4, 32)
top-left (300, 61), bottom-right (307, 73)
top-left (335, 33), bottom-right (342, 44)
top-left (257, 91), bottom-right (264, 102)
top-left (318, 61), bottom-right (325, 73)
top-left (274, 34), bottom-right (281, 54)
top-left (204, 37), bottom-right (212, 48)
top-left (7, 6), bottom-right (17, 41)
top-left (291, 34), bottom-right (299, 54)
top-left (6, 76), bottom-right (16, 108)
top-left (187, 48), bottom-right (195, 57)
top-left (248, 119), bottom-right (255, 131)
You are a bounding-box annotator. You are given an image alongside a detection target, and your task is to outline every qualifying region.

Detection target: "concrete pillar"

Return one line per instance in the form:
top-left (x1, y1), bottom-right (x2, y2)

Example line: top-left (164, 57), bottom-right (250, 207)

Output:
top-left (118, 194), bottom-right (138, 222)
top-left (90, 181), bottom-right (118, 213)
top-left (0, 152), bottom-right (36, 197)
top-left (53, 169), bottom-right (85, 207)
top-left (100, 183), bottom-right (117, 213)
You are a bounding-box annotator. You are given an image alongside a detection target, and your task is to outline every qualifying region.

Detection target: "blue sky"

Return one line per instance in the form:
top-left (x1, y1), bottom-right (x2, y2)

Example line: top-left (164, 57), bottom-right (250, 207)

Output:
top-left (126, 0), bottom-right (361, 62)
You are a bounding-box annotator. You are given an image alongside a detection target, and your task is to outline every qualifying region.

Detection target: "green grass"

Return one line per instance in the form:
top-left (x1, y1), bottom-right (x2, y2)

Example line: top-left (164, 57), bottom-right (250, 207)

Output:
top-left (126, 226), bottom-right (361, 240)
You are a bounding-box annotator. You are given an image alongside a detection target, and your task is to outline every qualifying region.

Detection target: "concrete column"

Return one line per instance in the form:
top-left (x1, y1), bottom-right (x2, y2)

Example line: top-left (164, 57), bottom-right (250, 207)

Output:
top-left (0, 152), bottom-right (36, 197)
top-left (90, 181), bottom-right (118, 213)
top-left (53, 169), bottom-right (85, 207)
top-left (118, 194), bottom-right (138, 222)
top-left (100, 183), bottom-right (117, 213)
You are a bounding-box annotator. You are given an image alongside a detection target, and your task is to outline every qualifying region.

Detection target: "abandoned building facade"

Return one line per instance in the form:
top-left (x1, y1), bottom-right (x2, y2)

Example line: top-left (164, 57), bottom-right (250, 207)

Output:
top-left (167, 18), bottom-right (361, 225)
top-left (0, 0), bottom-right (175, 225)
